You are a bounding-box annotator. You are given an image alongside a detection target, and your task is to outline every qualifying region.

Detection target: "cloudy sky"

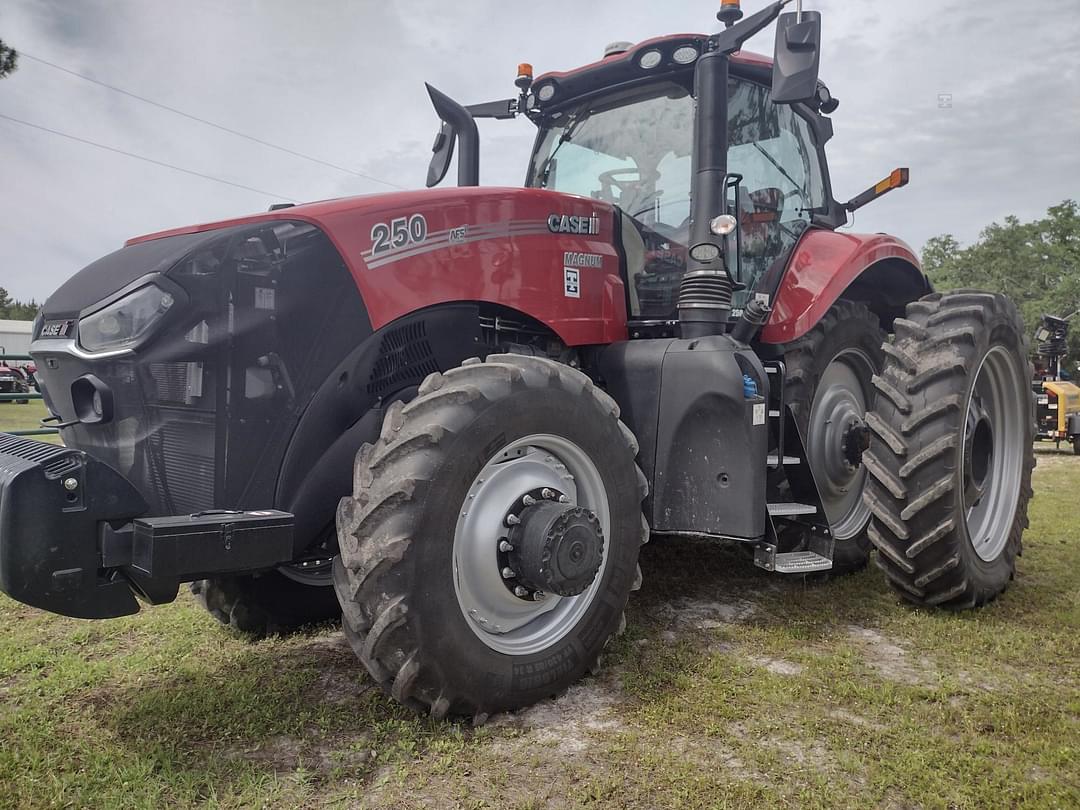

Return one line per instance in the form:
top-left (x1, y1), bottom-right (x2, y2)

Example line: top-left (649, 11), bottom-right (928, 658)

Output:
top-left (1, 0), bottom-right (1077, 303)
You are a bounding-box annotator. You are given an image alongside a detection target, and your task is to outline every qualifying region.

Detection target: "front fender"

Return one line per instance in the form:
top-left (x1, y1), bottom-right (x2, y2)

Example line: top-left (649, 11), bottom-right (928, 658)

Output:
top-left (761, 230), bottom-right (930, 344)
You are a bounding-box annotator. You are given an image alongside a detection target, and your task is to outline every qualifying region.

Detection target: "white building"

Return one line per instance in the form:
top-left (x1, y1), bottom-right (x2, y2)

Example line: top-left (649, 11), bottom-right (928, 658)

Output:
top-left (0, 319), bottom-right (34, 359)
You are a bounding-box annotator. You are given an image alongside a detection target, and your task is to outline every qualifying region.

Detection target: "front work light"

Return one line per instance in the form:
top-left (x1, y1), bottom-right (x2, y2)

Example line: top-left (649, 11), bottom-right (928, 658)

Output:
top-left (672, 46), bottom-right (700, 65)
top-left (639, 50), bottom-right (663, 69)
top-left (710, 214), bottom-right (738, 236)
top-left (79, 283), bottom-right (175, 353)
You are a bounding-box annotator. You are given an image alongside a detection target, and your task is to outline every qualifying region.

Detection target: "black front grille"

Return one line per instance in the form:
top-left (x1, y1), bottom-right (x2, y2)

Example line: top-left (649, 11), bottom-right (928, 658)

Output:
top-left (149, 363), bottom-right (191, 405)
top-left (367, 321), bottom-right (438, 396)
top-left (145, 411), bottom-right (215, 514)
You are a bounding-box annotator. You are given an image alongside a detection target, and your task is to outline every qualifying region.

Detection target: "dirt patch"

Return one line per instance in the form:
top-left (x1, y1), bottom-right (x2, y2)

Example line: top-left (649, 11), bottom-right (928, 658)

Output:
top-left (746, 656), bottom-right (804, 676)
top-left (228, 732), bottom-right (374, 774)
top-left (488, 677), bottom-right (625, 755)
top-left (294, 633), bottom-right (374, 705)
top-left (763, 736), bottom-right (868, 788)
top-left (362, 679), bottom-right (627, 810)
top-left (825, 707), bottom-right (886, 731)
top-left (660, 597), bottom-right (759, 629)
top-left (667, 734), bottom-right (760, 780)
top-left (846, 625), bottom-right (937, 687)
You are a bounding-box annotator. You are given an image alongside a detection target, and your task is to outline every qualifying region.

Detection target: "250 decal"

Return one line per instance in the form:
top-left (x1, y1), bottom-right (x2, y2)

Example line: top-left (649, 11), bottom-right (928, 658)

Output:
top-left (370, 214), bottom-right (428, 255)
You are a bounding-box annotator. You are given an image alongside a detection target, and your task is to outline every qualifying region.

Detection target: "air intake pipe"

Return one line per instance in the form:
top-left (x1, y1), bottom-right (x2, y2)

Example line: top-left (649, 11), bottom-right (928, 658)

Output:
top-left (680, 46), bottom-right (735, 338)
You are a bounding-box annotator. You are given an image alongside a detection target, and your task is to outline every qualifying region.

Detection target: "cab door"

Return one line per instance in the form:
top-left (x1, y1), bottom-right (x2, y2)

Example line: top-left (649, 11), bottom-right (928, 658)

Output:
top-left (725, 77), bottom-right (828, 312)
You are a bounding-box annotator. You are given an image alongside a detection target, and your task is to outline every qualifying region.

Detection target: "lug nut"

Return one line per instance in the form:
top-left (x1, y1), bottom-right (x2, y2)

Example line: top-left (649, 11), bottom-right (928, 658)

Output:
top-left (541, 488), bottom-right (556, 500)
top-left (501, 567), bottom-right (515, 579)
top-left (522, 494), bottom-right (537, 506)
top-left (62, 478), bottom-right (78, 492)
top-left (505, 514), bottom-right (521, 526)
top-left (499, 540), bottom-right (514, 553)
top-left (533, 591), bottom-right (546, 602)
top-left (558, 494), bottom-right (569, 503)
top-left (514, 586), bottom-right (529, 598)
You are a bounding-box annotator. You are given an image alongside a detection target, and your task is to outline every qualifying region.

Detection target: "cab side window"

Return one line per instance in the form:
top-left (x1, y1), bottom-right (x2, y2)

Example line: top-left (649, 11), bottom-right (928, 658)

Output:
top-left (727, 78), bottom-right (825, 309)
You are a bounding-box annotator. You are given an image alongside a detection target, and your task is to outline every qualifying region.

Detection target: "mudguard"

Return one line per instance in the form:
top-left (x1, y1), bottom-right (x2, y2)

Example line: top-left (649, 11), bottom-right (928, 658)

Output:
top-left (761, 229), bottom-right (929, 344)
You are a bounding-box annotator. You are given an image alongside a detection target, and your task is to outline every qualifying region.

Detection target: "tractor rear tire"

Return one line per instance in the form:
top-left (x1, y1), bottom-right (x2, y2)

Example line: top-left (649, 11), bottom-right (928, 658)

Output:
top-left (782, 299), bottom-right (885, 574)
top-left (334, 354), bottom-right (648, 722)
top-left (1073, 437), bottom-right (1080, 456)
top-left (190, 570), bottom-right (341, 636)
top-left (863, 291), bottom-right (1034, 609)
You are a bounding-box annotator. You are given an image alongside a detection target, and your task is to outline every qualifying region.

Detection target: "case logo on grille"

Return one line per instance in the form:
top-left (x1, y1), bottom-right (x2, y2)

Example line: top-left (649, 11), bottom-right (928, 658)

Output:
top-left (40, 320), bottom-right (73, 338)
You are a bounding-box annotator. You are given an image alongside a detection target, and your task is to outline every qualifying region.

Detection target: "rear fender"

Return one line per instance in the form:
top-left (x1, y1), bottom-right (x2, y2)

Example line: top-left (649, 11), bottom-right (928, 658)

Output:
top-left (760, 230), bottom-right (930, 344)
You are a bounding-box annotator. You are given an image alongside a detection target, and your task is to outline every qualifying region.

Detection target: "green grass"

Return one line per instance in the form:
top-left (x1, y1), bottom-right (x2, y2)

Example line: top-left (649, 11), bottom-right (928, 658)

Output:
top-left (0, 398), bottom-right (62, 443)
top-left (0, 431), bottom-right (1077, 808)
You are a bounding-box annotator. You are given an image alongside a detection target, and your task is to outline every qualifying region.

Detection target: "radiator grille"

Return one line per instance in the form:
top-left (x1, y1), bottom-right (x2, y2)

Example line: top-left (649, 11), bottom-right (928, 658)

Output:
top-left (149, 363), bottom-right (189, 405)
top-left (146, 413), bottom-right (215, 514)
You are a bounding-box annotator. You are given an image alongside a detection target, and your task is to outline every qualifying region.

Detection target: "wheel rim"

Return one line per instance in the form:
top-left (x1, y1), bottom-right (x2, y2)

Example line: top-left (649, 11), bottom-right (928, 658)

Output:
top-left (278, 557), bottom-right (335, 586)
top-left (806, 348), bottom-right (875, 540)
top-left (453, 434), bottom-right (610, 655)
top-left (279, 529), bottom-right (336, 586)
top-left (964, 346), bottom-right (1025, 562)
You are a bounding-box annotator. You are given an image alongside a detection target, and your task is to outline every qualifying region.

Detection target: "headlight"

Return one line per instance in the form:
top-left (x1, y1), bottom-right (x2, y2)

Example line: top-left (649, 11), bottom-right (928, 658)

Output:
top-left (79, 283), bottom-right (175, 353)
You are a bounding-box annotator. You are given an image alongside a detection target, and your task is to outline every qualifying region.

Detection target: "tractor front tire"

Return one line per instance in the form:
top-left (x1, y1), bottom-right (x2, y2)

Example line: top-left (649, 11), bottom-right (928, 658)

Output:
top-left (334, 354), bottom-right (648, 722)
top-left (863, 291), bottom-right (1034, 609)
top-left (782, 299), bottom-right (885, 574)
top-left (190, 570), bottom-right (341, 636)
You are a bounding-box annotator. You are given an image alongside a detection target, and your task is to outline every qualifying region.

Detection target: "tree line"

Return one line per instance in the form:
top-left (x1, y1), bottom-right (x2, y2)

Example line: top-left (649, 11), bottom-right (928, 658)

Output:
top-left (0, 289), bottom-right (39, 321)
top-left (922, 200), bottom-right (1080, 369)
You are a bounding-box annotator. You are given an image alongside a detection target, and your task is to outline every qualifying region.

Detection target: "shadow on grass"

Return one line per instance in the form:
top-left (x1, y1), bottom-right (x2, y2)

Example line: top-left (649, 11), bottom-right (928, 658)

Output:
top-left (81, 628), bottom-right (463, 794)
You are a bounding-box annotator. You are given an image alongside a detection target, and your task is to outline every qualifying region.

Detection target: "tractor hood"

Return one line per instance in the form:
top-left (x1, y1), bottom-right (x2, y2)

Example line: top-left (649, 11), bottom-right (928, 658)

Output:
top-left (40, 187), bottom-right (608, 319)
top-left (37, 186), bottom-right (625, 348)
top-left (40, 190), bottom-right (416, 319)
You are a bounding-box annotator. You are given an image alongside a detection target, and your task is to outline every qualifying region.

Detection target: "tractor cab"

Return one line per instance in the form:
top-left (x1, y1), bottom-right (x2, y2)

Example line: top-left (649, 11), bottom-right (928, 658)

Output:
top-left (521, 38), bottom-right (840, 323)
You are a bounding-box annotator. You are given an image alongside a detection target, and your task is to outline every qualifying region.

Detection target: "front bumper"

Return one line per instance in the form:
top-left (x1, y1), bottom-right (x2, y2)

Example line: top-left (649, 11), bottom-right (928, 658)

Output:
top-left (0, 434), bottom-right (295, 619)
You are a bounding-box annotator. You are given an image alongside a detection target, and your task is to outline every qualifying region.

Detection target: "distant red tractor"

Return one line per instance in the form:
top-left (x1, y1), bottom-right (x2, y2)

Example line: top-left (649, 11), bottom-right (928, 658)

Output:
top-left (0, 363), bottom-right (31, 404)
top-left (1, 0), bottom-right (1034, 722)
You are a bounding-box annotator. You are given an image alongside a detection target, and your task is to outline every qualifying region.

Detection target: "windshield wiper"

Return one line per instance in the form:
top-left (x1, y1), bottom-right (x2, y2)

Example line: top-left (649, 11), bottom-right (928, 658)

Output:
top-left (751, 142), bottom-right (803, 195)
top-left (536, 113), bottom-right (585, 188)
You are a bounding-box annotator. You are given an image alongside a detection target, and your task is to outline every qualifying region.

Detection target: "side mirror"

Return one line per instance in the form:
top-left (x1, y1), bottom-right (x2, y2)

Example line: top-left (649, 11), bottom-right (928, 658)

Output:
top-left (425, 83), bottom-right (479, 188)
top-left (427, 120), bottom-right (456, 188)
top-left (770, 11), bottom-right (821, 105)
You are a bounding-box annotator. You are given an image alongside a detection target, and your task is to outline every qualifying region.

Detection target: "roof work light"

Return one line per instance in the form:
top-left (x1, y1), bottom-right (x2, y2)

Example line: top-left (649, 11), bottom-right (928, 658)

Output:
top-left (718, 0), bottom-right (744, 26)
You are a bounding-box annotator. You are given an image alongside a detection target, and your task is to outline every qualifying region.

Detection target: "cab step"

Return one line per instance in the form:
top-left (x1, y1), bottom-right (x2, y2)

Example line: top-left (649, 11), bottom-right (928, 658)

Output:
top-left (771, 551), bottom-right (833, 574)
top-left (767, 502), bottom-right (817, 517)
top-left (753, 536), bottom-right (835, 574)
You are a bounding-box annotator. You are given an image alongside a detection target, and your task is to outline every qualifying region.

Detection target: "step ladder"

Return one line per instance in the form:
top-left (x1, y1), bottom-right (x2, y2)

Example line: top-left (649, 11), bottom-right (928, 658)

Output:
top-left (756, 361), bottom-right (834, 575)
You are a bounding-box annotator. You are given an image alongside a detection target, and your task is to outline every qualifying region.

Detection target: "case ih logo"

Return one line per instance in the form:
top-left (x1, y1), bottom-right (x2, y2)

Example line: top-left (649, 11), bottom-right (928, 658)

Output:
top-left (39, 320), bottom-right (73, 338)
top-left (547, 214), bottom-right (600, 236)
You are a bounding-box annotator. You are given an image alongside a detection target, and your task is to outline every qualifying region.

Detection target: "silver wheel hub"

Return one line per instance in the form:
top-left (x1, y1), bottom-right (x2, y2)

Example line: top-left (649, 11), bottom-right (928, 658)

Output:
top-left (806, 349), bottom-right (875, 540)
top-left (964, 347), bottom-right (1025, 562)
top-left (453, 434), bottom-right (610, 656)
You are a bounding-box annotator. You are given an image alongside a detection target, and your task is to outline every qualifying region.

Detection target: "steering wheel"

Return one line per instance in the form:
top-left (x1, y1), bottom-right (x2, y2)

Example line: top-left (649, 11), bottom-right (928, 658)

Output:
top-left (597, 167), bottom-right (659, 204)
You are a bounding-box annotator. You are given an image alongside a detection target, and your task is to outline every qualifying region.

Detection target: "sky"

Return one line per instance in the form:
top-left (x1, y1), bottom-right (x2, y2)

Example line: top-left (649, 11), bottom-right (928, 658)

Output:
top-left (1, 0), bottom-right (1078, 303)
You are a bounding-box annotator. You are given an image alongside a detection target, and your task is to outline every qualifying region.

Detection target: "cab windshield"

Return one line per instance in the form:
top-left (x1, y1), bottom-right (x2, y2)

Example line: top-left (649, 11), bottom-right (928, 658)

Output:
top-left (527, 77), bottom-right (827, 319)
top-left (527, 81), bottom-right (694, 237)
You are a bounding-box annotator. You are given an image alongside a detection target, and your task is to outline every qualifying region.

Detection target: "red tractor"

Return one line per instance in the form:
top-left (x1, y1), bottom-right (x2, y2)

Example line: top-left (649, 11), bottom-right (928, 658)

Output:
top-left (0, 1), bottom-right (1034, 722)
